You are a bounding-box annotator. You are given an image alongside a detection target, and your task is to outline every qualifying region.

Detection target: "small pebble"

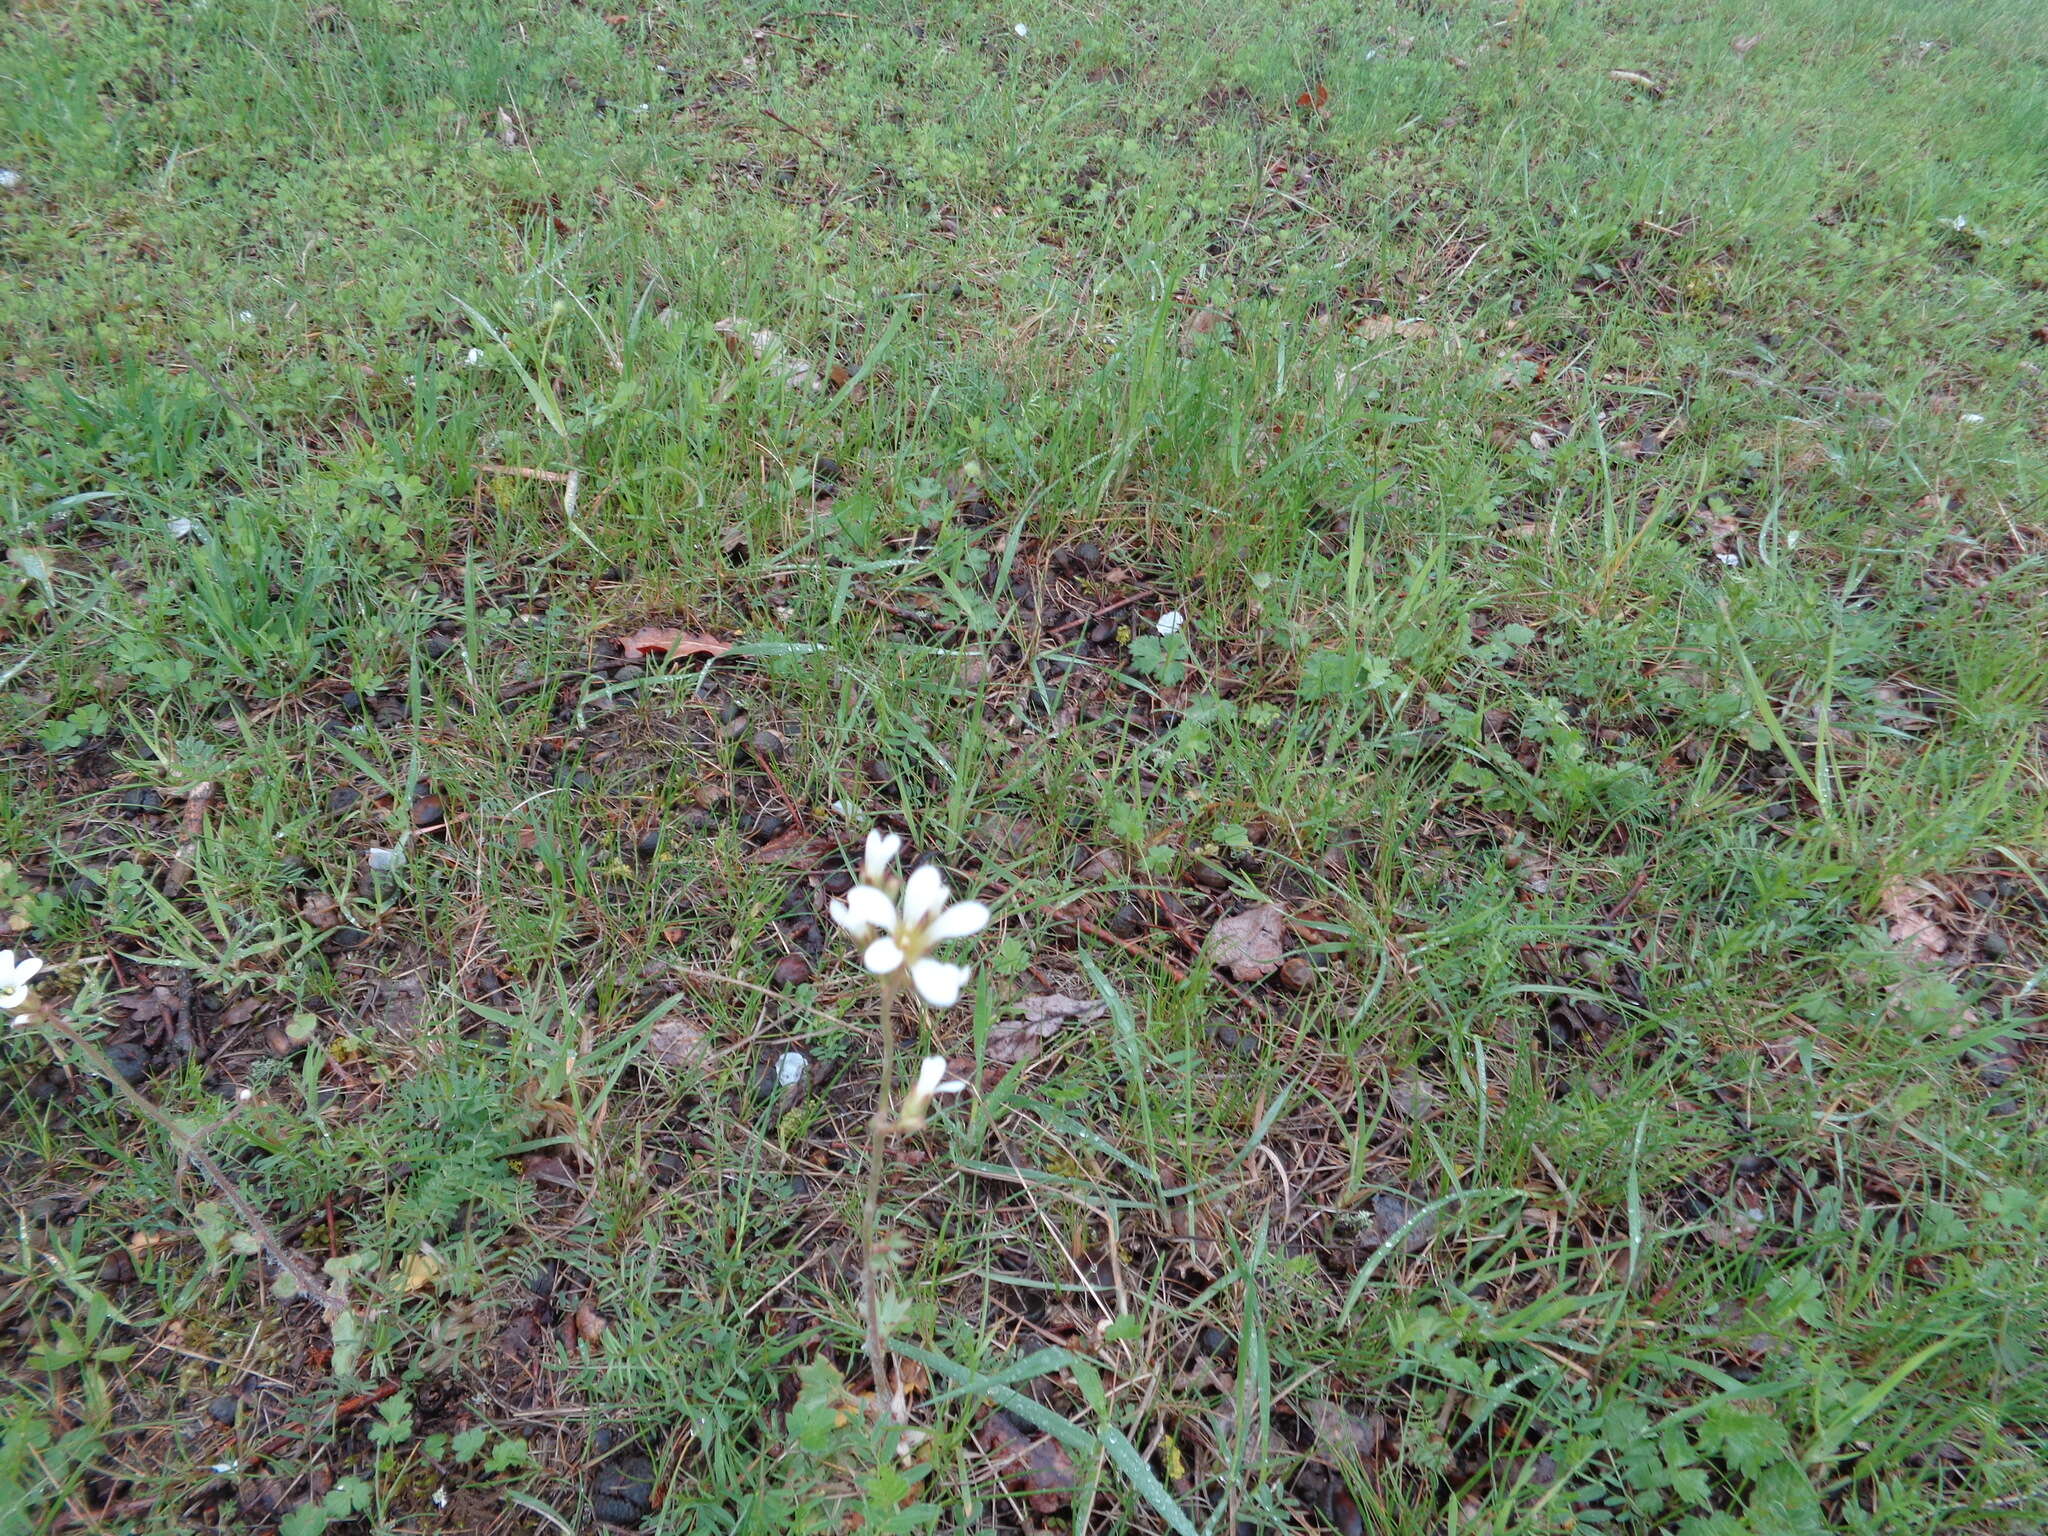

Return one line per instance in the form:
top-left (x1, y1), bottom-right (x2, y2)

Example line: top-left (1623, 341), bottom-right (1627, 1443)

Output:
top-left (741, 810), bottom-right (787, 844)
top-left (1106, 901), bottom-right (1147, 938)
top-left (104, 1041), bottom-right (150, 1083)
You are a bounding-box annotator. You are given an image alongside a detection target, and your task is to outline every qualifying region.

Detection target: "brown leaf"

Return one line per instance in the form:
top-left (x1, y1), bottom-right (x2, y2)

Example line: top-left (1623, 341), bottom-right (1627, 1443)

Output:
top-left (1355, 314), bottom-right (1438, 341)
top-left (981, 1409), bottom-right (1078, 1514)
top-left (1206, 903), bottom-right (1288, 983)
top-left (987, 993), bottom-right (1107, 1065)
top-left (518, 1154), bottom-right (580, 1189)
top-left (617, 627), bottom-right (731, 661)
top-left (1306, 1400), bottom-right (1388, 1465)
top-left (1879, 880), bottom-right (1949, 963)
top-left (645, 1014), bottom-right (711, 1070)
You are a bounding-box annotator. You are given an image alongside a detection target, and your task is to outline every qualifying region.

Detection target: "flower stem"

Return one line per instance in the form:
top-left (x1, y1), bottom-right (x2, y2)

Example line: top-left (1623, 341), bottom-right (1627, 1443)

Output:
top-left (859, 976), bottom-right (902, 1422)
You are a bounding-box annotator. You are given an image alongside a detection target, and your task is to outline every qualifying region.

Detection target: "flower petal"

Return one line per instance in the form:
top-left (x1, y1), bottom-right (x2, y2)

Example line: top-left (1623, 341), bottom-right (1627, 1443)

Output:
top-left (925, 899), bottom-right (990, 941)
top-left (843, 884), bottom-right (899, 934)
top-left (902, 864), bottom-right (949, 927)
top-left (910, 958), bottom-right (971, 1009)
top-left (863, 829), bottom-right (903, 886)
top-left (864, 935), bottom-right (906, 975)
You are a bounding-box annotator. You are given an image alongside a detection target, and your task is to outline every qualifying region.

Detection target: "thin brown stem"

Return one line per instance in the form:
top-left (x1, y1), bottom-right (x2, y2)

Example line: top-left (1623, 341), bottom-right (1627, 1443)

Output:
top-left (41, 1016), bottom-right (343, 1313)
top-left (859, 977), bottom-right (902, 1421)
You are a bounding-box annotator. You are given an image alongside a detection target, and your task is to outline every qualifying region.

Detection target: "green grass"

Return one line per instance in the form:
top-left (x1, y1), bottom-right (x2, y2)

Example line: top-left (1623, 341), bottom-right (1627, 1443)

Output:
top-left (2, 0), bottom-right (2046, 1531)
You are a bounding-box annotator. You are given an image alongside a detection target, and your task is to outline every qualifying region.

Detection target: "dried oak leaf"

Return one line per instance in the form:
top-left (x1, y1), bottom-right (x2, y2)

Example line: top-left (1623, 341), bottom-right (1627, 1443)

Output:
top-left (981, 1409), bottom-right (1078, 1515)
top-left (987, 993), bottom-right (1107, 1065)
top-left (1206, 903), bottom-right (1288, 983)
top-left (617, 627), bottom-right (730, 661)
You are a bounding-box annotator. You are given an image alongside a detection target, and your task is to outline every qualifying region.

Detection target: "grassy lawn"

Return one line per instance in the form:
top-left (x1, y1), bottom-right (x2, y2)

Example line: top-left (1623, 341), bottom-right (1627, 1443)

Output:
top-left (3, 0), bottom-right (2047, 1530)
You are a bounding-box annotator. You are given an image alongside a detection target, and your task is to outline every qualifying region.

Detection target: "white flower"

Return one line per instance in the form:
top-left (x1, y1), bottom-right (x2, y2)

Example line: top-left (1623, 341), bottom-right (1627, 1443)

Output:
top-left (848, 864), bottom-right (989, 1008)
top-left (1013, 22), bottom-right (1028, 36)
top-left (1155, 610), bottom-right (1186, 638)
top-left (0, 950), bottom-right (43, 1015)
top-left (894, 1054), bottom-right (968, 1131)
top-left (1961, 413), bottom-right (1985, 424)
top-left (830, 829), bottom-right (905, 941)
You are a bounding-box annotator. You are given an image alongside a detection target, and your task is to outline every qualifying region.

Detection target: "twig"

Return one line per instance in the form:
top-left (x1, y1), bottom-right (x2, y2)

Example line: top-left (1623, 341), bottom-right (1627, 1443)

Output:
top-left (40, 1011), bottom-right (342, 1312)
top-left (161, 780), bottom-right (214, 898)
top-left (761, 108), bottom-right (829, 153)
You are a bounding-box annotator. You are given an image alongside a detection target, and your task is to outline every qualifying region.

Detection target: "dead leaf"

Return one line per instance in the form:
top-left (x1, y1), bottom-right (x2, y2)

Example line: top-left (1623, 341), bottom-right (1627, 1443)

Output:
top-left (645, 1014), bottom-right (711, 1070)
top-left (1355, 315), bottom-right (1438, 342)
top-left (1731, 33), bottom-right (1761, 55)
top-left (981, 1409), bottom-right (1078, 1515)
top-left (1206, 904), bottom-right (1288, 983)
top-left (401, 1247), bottom-right (443, 1294)
top-left (1879, 880), bottom-right (1950, 962)
top-left (1306, 1400), bottom-right (1387, 1465)
top-left (518, 1154), bottom-right (580, 1189)
top-left (987, 993), bottom-right (1107, 1065)
top-left (713, 316), bottom-right (832, 393)
top-left (617, 627), bottom-right (731, 661)
top-left (1608, 69), bottom-right (1666, 97)
top-left (300, 891), bottom-right (342, 930)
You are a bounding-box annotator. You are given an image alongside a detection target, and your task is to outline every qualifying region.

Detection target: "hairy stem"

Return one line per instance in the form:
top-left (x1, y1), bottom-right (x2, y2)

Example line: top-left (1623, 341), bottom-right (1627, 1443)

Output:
top-left (859, 977), bottom-right (901, 1421)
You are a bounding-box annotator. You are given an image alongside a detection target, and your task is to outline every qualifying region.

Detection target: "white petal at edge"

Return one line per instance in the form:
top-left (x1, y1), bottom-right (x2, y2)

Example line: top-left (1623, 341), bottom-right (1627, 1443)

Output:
top-left (843, 884), bottom-right (899, 934)
top-left (863, 829), bottom-right (902, 882)
top-left (864, 936), bottom-right (907, 974)
top-left (926, 899), bottom-right (990, 941)
top-left (910, 958), bottom-right (971, 1008)
top-left (902, 864), bottom-right (949, 926)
